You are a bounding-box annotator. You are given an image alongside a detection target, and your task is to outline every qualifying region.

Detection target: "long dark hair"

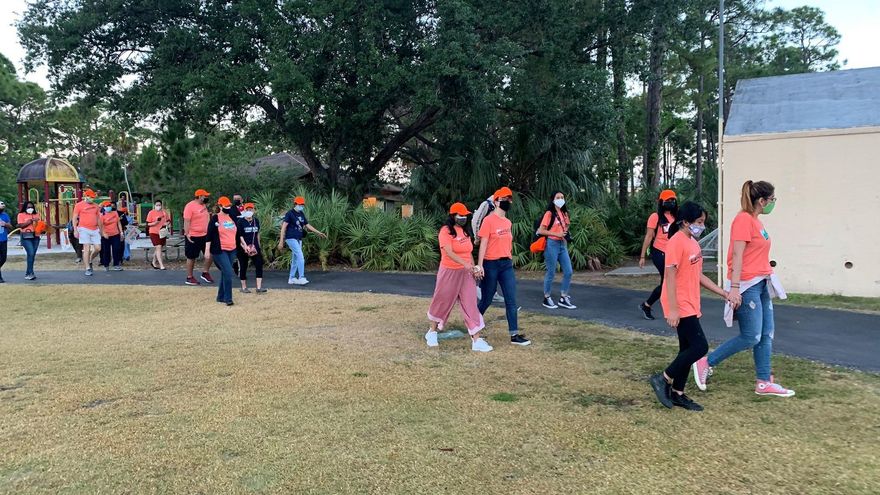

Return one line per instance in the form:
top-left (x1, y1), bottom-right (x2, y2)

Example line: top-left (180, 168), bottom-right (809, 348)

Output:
top-left (546, 191), bottom-right (569, 215)
top-left (445, 213), bottom-right (473, 239)
top-left (22, 201), bottom-right (36, 213)
top-left (668, 201), bottom-right (706, 238)
top-left (656, 197), bottom-right (678, 225)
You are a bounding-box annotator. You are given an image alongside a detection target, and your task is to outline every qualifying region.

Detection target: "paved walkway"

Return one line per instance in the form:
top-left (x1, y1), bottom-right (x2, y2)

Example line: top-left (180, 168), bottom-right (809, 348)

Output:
top-left (2, 268), bottom-right (878, 372)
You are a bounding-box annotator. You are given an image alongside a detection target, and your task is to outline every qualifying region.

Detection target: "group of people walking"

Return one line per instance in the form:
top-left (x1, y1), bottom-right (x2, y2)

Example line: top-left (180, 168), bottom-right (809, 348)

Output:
top-left (425, 180), bottom-right (793, 412)
top-left (2, 180), bottom-right (795, 409)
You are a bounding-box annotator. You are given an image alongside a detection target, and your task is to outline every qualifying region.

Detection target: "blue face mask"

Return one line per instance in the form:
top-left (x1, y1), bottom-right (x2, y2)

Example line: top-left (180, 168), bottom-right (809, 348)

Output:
top-left (104, 207), bottom-right (112, 213)
top-left (294, 206), bottom-right (304, 212)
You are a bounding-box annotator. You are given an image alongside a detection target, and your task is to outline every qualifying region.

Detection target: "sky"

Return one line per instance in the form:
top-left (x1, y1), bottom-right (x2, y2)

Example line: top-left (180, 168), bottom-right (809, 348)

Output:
top-left (1, 0), bottom-right (879, 89)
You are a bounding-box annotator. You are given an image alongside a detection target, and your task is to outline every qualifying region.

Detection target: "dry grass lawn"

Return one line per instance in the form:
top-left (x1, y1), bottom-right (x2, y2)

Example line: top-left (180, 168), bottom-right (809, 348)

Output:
top-left (0, 285), bottom-right (878, 494)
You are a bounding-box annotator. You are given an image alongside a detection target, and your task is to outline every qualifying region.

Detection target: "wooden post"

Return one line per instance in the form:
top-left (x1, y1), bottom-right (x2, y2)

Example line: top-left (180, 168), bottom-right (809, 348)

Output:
top-left (44, 181), bottom-right (51, 249)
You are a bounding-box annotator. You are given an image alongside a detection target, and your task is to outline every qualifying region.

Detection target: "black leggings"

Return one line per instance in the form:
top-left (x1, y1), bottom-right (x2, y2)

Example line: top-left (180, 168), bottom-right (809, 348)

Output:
top-left (664, 316), bottom-right (709, 392)
top-left (237, 251), bottom-right (264, 280)
top-left (0, 240), bottom-right (7, 273)
top-left (646, 248), bottom-right (665, 306)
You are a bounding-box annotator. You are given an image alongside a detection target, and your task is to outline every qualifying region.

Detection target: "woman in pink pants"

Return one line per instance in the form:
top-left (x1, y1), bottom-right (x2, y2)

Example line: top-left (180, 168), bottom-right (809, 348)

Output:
top-left (426, 202), bottom-right (492, 352)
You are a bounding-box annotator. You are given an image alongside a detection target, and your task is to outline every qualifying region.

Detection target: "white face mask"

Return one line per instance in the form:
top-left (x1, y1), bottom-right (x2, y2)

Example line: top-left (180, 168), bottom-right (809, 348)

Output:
top-left (241, 211), bottom-right (254, 219)
top-left (553, 199), bottom-right (565, 208)
top-left (26, 208), bottom-right (35, 214)
top-left (155, 205), bottom-right (162, 211)
top-left (294, 205), bottom-right (304, 212)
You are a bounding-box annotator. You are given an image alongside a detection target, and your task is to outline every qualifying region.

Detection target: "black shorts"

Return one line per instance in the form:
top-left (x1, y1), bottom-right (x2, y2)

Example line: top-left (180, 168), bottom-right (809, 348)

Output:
top-left (185, 235), bottom-right (208, 260)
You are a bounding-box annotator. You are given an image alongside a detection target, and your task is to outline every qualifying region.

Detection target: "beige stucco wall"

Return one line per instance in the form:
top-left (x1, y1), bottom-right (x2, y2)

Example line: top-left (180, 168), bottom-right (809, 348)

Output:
top-left (720, 127), bottom-right (880, 297)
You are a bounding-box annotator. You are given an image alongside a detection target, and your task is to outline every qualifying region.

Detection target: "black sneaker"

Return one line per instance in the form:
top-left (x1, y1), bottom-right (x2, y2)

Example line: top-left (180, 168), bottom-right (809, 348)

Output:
top-left (650, 373), bottom-right (673, 408)
top-left (542, 296), bottom-right (558, 309)
top-left (226, 301), bottom-right (235, 306)
top-left (557, 295), bottom-right (577, 309)
top-left (0, 276), bottom-right (5, 283)
top-left (510, 334), bottom-right (531, 346)
top-left (639, 302), bottom-right (655, 320)
top-left (671, 392), bottom-right (704, 412)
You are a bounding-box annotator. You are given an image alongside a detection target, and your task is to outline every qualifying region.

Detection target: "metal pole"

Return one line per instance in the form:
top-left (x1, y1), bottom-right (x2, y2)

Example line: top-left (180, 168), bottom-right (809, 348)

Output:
top-left (717, 0), bottom-right (725, 284)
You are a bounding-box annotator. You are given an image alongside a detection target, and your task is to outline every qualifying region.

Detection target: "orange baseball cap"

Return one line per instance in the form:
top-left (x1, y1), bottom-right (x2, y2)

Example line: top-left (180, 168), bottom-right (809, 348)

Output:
top-left (83, 189), bottom-right (97, 198)
top-left (293, 196), bottom-right (306, 205)
top-left (194, 189), bottom-right (211, 197)
top-left (243, 202), bottom-right (255, 209)
top-left (100, 201), bottom-right (112, 207)
top-left (216, 196), bottom-right (232, 207)
top-left (659, 189), bottom-right (677, 201)
top-left (119, 207), bottom-right (128, 212)
top-left (493, 186), bottom-right (514, 199)
top-left (449, 202), bottom-right (471, 216)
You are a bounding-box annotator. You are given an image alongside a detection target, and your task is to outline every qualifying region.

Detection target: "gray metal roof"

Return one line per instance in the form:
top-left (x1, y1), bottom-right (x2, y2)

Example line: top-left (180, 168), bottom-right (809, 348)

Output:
top-left (725, 67), bottom-right (880, 137)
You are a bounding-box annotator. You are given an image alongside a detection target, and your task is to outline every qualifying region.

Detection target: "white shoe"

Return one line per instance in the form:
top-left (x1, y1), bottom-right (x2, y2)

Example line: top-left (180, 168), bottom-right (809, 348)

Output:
top-left (288, 277), bottom-right (296, 285)
top-left (299, 277), bottom-right (309, 285)
top-left (471, 338), bottom-right (493, 353)
top-left (425, 330), bottom-right (439, 347)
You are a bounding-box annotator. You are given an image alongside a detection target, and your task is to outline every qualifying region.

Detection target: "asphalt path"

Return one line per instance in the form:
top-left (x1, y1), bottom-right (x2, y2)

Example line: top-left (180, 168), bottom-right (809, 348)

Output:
top-left (2, 268), bottom-right (877, 372)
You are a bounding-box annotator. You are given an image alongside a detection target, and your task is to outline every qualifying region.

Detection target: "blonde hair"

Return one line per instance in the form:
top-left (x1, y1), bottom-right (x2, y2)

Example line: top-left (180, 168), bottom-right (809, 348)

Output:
top-left (740, 180), bottom-right (775, 214)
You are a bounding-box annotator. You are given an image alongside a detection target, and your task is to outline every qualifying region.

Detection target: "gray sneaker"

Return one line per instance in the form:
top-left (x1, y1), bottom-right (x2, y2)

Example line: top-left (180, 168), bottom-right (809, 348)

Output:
top-left (240, 288), bottom-right (252, 293)
top-left (112, 266), bottom-right (123, 271)
top-left (85, 268), bottom-right (94, 276)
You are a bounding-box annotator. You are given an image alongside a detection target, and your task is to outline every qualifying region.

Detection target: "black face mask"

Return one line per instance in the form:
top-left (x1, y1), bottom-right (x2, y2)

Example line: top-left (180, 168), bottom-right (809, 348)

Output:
top-left (662, 200), bottom-right (676, 210)
top-left (454, 217), bottom-right (467, 226)
top-left (233, 199), bottom-right (242, 206)
top-left (498, 200), bottom-right (512, 212)
top-left (222, 207), bottom-right (233, 215)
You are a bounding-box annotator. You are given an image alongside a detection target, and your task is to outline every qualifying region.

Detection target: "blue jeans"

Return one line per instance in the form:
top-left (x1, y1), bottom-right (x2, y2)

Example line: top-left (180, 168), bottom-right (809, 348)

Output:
top-left (708, 279), bottom-right (774, 381)
top-left (477, 258), bottom-right (519, 336)
top-left (123, 241), bottom-right (131, 260)
top-left (21, 237), bottom-right (39, 275)
top-left (213, 250), bottom-right (236, 303)
top-left (286, 238), bottom-right (305, 279)
top-left (543, 238), bottom-right (573, 296)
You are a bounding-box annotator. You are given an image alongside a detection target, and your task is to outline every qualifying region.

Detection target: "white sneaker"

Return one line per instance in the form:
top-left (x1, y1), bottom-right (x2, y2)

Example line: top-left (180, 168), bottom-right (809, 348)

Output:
top-left (287, 276), bottom-right (296, 285)
top-left (471, 338), bottom-right (493, 353)
top-left (425, 330), bottom-right (439, 347)
top-left (299, 277), bottom-right (309, 285)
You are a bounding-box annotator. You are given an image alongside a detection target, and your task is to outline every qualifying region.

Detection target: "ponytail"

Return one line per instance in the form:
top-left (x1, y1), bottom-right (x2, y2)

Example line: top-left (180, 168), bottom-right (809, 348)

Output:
top-left (740, 180), bottom-right (775, 214)
top-left (668, 201), bottom-right (706, 238)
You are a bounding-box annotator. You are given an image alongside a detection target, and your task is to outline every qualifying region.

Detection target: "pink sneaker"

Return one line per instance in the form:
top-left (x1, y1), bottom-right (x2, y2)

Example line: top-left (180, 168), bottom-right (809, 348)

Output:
top-left (692, 356), bottom-right (711, 391)
top-left (755, 378), bottom-right (795, 397)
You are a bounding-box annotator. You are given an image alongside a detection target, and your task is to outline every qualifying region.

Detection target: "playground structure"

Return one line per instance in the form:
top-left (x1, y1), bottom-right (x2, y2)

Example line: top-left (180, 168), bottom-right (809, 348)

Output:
top-left (14, 157), bottom-right (157, 250)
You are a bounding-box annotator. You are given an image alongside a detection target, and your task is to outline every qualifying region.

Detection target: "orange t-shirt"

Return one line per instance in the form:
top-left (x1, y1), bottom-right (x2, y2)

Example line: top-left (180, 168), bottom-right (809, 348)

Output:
top-left (102, 211), bottom-right (120, 236)
top-left (439, 226), bottom-right (474, 269)
top-left (647, 212), bottom-right (675, 253)
top-left (217, 213), bottom-right (238, 251)
top-left (660, 231), bottom-right (704, 319)
top-left (146, 209), bottom-right (170, 235)
top-left (17, 213), bottom-right (41, 233)
top-left (183, 200), bottom-right (210, 237)
top-left (478, 213), bottom-right (513, 261)
top-left (541, 210), bottom-right (570, 241)
top-left (74, 201), bottom-right (101, 230)
top-left (727, 211), bottom-right (773, 281)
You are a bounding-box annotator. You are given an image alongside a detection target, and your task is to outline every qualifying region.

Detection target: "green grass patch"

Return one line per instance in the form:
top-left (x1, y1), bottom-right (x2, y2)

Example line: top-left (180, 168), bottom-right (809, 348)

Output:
top-left (779, 293), bottom-right (880, 313)
top-left (489, 392), bottom-right (519, 402)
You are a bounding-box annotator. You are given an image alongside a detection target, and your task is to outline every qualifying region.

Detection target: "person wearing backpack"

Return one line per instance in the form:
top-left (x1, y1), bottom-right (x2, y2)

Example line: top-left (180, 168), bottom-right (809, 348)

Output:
top-left (638, 190), bottom-right (678, 320)
top-left (535, 191), bottom-right (575, 309)
top-left (475, 187), bottom-right (531, 346)
top-left (471, 193), bottom-right (506, 305)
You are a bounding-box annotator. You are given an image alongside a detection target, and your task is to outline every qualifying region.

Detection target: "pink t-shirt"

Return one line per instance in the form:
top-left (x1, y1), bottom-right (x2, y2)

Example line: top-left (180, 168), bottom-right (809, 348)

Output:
top-left (727, 211), bottom-right (773, 281)
top-left (183, 200), bottom-right (210, 237)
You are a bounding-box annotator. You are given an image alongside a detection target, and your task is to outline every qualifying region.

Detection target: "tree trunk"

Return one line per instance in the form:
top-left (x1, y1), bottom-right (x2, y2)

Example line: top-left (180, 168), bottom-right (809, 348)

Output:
top-left (644, 4), bottom-right (669, 189)
top-left (609, 0), bottom-right (629, 206)
top-left (696, 74), bottom-right (704, 197)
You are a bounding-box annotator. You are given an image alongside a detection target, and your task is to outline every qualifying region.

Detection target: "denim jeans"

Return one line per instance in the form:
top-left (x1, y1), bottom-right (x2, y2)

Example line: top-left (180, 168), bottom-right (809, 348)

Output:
top-left (21, 237), bottom-right (39, 275)
top-left (708, 279), bottom-right (774, 381)
top-left (477, 258), bottom-right (519, 336)
top-left (123, 241), bottom-right (131, 260)
top-left (543, 238), bottom-right (573, 296)
top-left (0, 240), bottom-right (6, 275)
top-left (286, 238), bottom-right (305, 279)
top-left (213, 250), bottom-right (236, 303)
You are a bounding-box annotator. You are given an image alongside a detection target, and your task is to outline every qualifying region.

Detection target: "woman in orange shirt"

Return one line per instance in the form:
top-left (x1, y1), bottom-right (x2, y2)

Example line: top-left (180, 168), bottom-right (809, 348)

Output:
top-left (536, 191), bottom-right (575, 310)
top-left (476, 187), bottom-right (530, 346)
top-left (99, 201), bottom-right (124, 271)
top-left (638, 190), bottom-right (678, 320)
top-left (425, 202), bottom-right (491, 352)
top-left (146, 199), bottom-right (171, 270)
top-left (206, 196), bottom-right (238, 306)
top-left (17, 201), bottom-right (42, 280)
top-left (692, 180), bottom-right (795, 398)
top-left (649, 202), bottom-right (729, 412)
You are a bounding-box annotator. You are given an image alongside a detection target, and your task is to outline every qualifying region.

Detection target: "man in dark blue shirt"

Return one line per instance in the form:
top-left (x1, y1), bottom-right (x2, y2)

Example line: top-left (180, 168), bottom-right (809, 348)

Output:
top-left (277, 196), bottom-right (326, 285)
